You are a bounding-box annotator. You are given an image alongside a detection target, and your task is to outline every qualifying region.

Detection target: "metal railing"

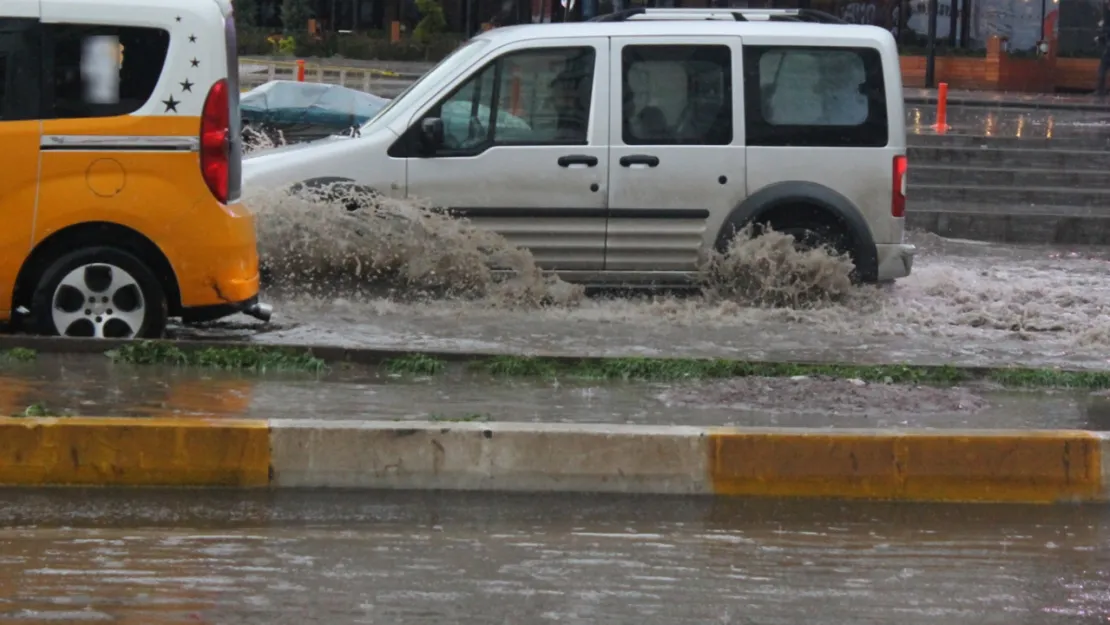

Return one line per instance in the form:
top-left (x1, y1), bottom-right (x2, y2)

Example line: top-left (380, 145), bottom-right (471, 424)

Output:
top-left (588, 8), bottom-right (846, 23)
top-left (238, 61), bottom-right (415, 96)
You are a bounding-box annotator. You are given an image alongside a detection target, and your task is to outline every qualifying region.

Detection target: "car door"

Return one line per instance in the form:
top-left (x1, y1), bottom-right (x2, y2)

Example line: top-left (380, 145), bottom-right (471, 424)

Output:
top-left (605, 36), bottom-right (745, 273)
top-left (0, 3), bottom-right (42, 318)
top-left (402, 37), bottom-right (610, 272)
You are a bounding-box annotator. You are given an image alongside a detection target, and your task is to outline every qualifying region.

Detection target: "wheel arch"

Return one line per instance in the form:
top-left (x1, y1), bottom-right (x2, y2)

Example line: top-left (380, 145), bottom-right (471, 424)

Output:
top-left (714, 181), bottom-right (880, 283)
top-left (13, 222), bottom-right (182, 317)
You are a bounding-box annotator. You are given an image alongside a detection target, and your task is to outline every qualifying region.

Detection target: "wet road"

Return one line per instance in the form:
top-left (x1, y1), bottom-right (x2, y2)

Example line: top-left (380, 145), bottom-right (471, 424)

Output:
top-left (191, 235), bottom-right (1110, 372)
top-left (0, 490), bottom-right (1106, 624)
top-left (1, 353), bottom-right (1106, 430)
top-left (906, 104), bottom-right (1110, 141)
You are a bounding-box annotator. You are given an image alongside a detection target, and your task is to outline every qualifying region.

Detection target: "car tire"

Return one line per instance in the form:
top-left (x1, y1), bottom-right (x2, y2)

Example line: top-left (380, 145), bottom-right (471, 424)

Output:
top-left (772, 221), bottom-right (852, 258)
top-left (28, 247), bottom-right (169, 339)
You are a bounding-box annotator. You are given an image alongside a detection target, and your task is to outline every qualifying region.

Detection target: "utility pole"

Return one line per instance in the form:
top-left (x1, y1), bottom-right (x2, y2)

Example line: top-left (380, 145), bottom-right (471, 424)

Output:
top-left (924, 0), bottom-right (939, 88)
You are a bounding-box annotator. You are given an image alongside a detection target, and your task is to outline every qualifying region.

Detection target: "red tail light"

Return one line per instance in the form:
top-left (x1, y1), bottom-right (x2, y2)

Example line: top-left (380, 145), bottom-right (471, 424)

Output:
top-left (200, 79), bottom-right (230, 203)
top-left (892, 154), bottom-right (907, 218)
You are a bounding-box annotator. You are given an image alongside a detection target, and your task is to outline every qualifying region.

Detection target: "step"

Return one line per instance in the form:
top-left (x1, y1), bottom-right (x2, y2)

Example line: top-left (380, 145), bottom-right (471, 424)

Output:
top-left (906, 201), bottom-right (1110, 245)
top-left (911, 183), bottom-right (1110, 208)
top-left (907, 145), bottom-right (1110, 170)
top-left (907, 133), bottom-right (1110, 151)
top-left (910, 164), bottom-right (1110, 188)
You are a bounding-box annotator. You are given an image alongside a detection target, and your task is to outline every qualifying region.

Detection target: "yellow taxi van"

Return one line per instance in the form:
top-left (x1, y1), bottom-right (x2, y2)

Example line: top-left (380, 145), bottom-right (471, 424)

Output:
top-left (0, 0), bottom-right (269, 339)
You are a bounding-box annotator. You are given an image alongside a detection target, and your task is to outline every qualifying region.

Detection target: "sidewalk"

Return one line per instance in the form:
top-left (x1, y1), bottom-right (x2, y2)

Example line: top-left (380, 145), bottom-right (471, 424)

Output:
top-left (905, 87), bottom-right (1110, 112)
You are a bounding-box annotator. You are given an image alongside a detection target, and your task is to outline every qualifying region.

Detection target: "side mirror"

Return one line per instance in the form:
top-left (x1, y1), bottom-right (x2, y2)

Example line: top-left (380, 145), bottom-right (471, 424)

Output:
top-left (419, 117), bottom-right (445, 152)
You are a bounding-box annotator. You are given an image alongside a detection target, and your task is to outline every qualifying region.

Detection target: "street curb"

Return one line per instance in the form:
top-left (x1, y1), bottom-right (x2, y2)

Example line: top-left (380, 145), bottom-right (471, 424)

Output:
top-left (1, 417), bottom-right (1107, 504)
top-left (4, 334), bottom-right (1106, 375)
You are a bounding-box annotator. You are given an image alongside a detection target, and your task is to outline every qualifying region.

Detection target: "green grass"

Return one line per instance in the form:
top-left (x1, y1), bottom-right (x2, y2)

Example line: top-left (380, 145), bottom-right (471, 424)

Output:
top-left (107, 341), bottom-right (327, 373)
top-left (385, 353), bottom-right (447, 376)
top-left (0, 348), bottom-right (37, 363)
top-left (11, 402), bottom-right (72, 418)
top-left (380, 353), bottom-right (1110, 389)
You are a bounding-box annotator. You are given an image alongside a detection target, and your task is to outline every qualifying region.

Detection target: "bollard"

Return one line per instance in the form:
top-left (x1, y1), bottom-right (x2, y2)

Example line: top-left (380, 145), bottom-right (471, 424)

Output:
top-left (296, 59), bottom-right (305, 82)
top-left (933, 82), bottom-right (948, 134)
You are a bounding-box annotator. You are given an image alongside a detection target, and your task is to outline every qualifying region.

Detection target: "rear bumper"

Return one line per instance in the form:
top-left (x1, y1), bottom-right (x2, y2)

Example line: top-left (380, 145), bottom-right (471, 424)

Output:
top-left (181, 294), bottom-right (259, 323)
top-left (876, 243), bottom-right (916, 281)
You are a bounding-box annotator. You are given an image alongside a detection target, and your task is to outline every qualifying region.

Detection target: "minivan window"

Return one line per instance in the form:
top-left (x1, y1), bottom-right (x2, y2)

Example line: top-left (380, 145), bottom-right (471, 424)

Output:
top-left (361, 39), bottom-right (489, 132)
top-left (0, 18), bottom-right (40, 121)
top-left (742, 45), bottom-right (888, 147)
top-left (621, 44), bottom-right (732, 146)
top-left (43, 24), bottom-right (170, 119)
top-left (425, 46), bottom-right (597, 155)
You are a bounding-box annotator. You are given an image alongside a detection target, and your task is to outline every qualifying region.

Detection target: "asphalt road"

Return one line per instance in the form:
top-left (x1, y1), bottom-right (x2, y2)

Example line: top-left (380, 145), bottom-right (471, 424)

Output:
top-left (0, 490), bottom-right (1106, 624)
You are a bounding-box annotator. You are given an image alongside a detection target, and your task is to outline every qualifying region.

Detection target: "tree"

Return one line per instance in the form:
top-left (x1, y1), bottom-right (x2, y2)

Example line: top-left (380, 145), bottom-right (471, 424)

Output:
top-left (281, 0), bottom-right (314, 34)
top-left (234, 0), bottom-right (260, 29)
top-left (413, 0), bottom-right (447, 45)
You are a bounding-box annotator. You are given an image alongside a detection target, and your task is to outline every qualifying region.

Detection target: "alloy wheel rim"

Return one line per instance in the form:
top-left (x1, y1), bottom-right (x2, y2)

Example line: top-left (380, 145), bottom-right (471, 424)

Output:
top-left (51, 263), bottom-right (146, 338)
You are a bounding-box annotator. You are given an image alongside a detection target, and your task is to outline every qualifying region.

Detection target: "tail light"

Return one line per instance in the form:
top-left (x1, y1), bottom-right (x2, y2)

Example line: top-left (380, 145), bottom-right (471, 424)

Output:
top-left (200, 78), bottom-right (230, 203)
top-left (892, 154), bottom-right (907, 218)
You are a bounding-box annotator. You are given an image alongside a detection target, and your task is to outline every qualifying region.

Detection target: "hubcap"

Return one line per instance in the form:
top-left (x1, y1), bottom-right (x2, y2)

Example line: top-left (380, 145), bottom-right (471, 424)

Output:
top-left (51, 264), bottom-right (145, 338)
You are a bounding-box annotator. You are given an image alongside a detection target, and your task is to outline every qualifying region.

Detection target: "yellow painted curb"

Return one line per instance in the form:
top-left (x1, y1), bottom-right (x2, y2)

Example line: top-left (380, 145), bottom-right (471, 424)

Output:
top-left (708, 429), bottom-right (1104, 503)
top-left (0, 417), bottom-right (270, 487)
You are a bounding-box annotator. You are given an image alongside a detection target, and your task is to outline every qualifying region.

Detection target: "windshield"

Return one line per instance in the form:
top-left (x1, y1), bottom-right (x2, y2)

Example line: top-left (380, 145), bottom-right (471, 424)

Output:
top-left (360, 38), bottom-right (491, 132)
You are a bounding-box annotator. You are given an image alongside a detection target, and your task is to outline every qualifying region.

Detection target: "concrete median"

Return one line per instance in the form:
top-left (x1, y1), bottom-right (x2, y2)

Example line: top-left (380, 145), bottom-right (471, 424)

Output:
top-left (0, 417), bottom-right (1107, 504)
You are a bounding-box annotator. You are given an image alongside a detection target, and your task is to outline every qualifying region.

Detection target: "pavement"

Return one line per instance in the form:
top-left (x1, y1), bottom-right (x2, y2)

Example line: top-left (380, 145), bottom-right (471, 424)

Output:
top-left (0, 489), bottom-right (1106, 624)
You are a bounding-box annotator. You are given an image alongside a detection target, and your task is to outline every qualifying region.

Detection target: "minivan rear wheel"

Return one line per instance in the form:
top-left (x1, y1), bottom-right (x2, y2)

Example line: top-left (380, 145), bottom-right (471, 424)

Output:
top-left (28, 247), bottom-right (168, 339)
top-left (772, 221), bottom-right (852, 259)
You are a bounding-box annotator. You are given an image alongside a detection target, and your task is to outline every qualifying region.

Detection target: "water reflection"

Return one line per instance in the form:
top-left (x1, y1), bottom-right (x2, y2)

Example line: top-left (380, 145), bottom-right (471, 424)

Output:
top-left (905, 105), bottom-right (1110, 140)
top-left (0, 359), bottom-right (257, 420)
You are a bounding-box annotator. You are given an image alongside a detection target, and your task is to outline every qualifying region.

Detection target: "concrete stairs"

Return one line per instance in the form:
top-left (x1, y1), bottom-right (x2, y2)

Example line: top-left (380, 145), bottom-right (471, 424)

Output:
top-left (907, 134), bottom-right (1110, 244)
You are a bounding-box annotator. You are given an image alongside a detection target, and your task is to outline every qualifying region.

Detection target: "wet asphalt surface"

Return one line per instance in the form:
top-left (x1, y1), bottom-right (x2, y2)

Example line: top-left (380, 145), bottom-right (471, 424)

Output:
top-left (0, 489), bottom-right (1107, 624)
top-left (1, 353), bottom-right (1105, 430)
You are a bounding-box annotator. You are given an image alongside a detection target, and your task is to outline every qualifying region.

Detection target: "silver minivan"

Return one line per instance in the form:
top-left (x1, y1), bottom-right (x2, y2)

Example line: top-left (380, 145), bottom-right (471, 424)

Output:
top-left (244, 9), bottom-right (915, 285)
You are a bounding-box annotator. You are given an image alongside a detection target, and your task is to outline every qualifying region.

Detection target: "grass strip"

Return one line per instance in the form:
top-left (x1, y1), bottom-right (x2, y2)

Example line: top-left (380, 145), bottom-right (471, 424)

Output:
top-left (108, 341), bottom-right (327, 374)
top-left (385, 353), bottom-right (447, 376)
top-left (385, 353), bottom-right (1110, 389)
top-left (0, 348), bottom-right (37, 363)
top-left (10, 402), bottom-right (72, 418)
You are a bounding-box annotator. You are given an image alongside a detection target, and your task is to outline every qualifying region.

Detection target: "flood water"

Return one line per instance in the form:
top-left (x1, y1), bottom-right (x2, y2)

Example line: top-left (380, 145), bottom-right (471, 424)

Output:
top-left (0, 490), bottom-right (1106, 624)
top-left (179, 232), bottom-right (1110, 372)
top-left (0, 353), bottom-right (1105, 430)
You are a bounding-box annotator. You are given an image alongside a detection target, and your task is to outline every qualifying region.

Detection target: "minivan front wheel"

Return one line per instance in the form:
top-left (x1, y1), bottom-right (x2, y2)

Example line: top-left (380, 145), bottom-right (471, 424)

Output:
top-left (29, 247), bottom-right (168, 339)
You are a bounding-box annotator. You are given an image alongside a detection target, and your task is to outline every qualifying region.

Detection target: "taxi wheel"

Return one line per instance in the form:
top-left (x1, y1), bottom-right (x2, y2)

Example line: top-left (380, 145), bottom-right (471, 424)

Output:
top-left (28, 247), bottom-right (168, 339)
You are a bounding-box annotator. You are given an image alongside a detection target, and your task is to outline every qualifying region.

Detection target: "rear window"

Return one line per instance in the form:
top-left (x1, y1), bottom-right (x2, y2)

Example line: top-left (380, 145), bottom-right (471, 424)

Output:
top-left (0, 18), bottom-right (40, 121)
top-left (742, 45), bottom-right (888, 147)
top-left (43, 23), bottom-right (170, 119)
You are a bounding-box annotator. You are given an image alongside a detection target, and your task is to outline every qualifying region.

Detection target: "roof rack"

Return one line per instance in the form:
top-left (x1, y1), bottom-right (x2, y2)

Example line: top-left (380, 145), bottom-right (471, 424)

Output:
top-left (588, 8), bottom-right (846, 24)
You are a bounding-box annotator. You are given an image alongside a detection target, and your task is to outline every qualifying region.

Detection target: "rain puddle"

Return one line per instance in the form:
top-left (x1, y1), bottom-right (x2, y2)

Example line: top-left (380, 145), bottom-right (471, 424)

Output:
top-left (0, 490), bottom-right (1106, 625)
top-left (0, 353), bottom-right (1103, 430)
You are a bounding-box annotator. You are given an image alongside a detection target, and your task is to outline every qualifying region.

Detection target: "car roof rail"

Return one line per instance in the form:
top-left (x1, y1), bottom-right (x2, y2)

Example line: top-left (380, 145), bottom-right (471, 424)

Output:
top-left (588, 7), bottom-right (846, 24)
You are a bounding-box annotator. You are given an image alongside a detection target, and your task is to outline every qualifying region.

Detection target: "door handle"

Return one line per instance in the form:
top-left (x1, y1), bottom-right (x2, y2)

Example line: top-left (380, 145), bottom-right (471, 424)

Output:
top-left (619, 154), bottom-right (660, 168)
top-left (557, 154), bottom-right (599, 167)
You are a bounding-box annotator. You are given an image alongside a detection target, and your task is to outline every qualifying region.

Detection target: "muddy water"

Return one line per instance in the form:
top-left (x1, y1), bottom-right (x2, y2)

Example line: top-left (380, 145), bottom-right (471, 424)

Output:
top-left (198, 230), bottom-right (1110, 371)
top-left (0, 489), bottom-right (1107, 624)
top-left (1, 353), bottom-right (1104, 430)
